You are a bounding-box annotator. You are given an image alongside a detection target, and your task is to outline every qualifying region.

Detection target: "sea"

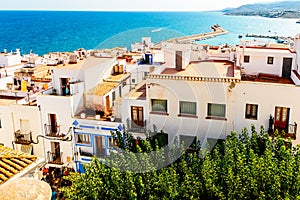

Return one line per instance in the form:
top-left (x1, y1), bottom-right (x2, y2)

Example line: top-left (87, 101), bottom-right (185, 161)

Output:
top-left (0, 11), bottom-right (299, 55)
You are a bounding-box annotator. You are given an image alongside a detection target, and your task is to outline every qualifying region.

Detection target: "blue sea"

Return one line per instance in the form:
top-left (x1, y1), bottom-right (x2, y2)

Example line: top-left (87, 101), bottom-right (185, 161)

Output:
top-left (0, 11), bottom-right (299, 55)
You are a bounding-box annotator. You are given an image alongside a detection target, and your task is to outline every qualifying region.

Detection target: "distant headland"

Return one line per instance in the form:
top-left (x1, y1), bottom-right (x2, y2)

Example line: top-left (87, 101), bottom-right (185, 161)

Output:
top-left (223, 1), bottom-right (300, 19)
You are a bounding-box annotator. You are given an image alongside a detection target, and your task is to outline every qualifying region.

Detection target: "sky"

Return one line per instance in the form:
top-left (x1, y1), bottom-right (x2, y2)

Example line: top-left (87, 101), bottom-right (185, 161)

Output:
top-left (0, 0), bottom-right (287, 11)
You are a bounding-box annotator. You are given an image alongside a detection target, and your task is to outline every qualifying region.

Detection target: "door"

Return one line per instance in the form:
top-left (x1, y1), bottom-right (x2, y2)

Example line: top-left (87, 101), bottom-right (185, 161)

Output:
top-left (48, 113), bottom-right (57, 134)
top-left (131, 106), bottom-right (144, 127)
top-left (274, 106), bottom-right (290, 132)
top-left (60, 77), bottom-right (70, 96)
top-left (282, 58), bottom-right (292, 78)
top-left (50, 142), bottom-right (61, 162)
top-left (105, 95), bottom-right (110, 115)
top-left (175, 51), bottom-right (183, 71)
top-left (94, 136), bottom-right (105, 158)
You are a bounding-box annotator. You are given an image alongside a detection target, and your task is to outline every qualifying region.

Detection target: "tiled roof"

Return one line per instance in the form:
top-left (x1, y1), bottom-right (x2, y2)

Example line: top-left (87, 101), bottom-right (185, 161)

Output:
top-left (0, 146), bottom-right (37, 185)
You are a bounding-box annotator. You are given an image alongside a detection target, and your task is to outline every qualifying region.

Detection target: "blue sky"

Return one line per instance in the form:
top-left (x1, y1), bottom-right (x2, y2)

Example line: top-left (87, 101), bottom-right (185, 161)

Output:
top-left (0, 0), bottom-right (285, 11)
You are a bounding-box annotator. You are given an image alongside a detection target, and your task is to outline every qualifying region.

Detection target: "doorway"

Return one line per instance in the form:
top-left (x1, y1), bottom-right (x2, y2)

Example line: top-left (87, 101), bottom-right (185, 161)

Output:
top-left (282, 58), bottom-right (292, 78)
top-left (48, 113), bottom-right (57, 134)
top-left (274, 106), bottom-right (290, 133)
top-left (131, 106), bottom-right (144, 127)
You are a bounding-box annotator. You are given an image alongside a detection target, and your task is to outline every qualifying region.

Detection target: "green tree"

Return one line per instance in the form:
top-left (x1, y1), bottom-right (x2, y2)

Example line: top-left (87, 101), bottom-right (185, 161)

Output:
top-left (62, 125), bottom-right (300, 199)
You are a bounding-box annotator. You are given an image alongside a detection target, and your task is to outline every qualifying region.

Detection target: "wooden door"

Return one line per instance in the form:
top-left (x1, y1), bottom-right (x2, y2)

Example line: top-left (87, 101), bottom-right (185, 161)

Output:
top-left (105, 95), bottom-right (110, 114)
top-left (175, 51), bottom-right (183, 71)
top-left (131, 106), bottom-right (144, 127)
top-left (94, 136), bottom-right (105, 158)
top-left (51, 142), bottom-right (61, 161)
top-left (49, 113), bottom-right (57, 133)
top-left (274, 106), bottom-right (290, 132)
top-left (282, 58), bottom-right (292, 78)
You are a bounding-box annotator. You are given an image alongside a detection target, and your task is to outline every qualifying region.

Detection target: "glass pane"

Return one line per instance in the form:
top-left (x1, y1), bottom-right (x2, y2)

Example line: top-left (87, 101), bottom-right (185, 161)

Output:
top-left (180, 101), bottom-right (196, 115)
top-left (76, 134), bottom-right (90, 144)
top-left (152, 99), bottom-right (167, 112)
top-left (208, 103), bottom-right (226, 117)
top-left (138, 109), bottom-right (143, 121)
top-left (132, 110), bottom-right (137, 121)
top-left (275, 107), bottom-right (281, 121)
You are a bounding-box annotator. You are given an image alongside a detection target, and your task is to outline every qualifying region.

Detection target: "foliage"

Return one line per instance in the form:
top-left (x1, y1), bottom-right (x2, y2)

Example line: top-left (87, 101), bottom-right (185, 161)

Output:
top-left (61, 125), bottom-right (300, 199)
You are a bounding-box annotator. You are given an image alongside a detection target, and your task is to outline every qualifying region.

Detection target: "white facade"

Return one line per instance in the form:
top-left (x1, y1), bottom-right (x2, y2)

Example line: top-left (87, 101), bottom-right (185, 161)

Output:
top-left (236, 46), bottom-right (296, 77)
top-left (0, 49), bottom-right (21, 67)
top-left (122, 36), bottom-right (300, 148)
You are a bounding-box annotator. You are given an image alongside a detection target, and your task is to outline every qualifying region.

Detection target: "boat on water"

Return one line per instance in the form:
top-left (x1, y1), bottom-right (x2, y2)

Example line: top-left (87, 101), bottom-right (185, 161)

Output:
top-left (297, 20), bottom-right (300, 24)
top-left (238, 35), bottom-right (243, 38)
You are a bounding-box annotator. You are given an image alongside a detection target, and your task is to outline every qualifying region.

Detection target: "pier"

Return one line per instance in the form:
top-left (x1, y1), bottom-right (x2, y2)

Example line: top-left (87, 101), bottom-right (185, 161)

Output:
top-left (159, 24), bottom-right (229, 44)
top-left (245, 33), bottom-right (278, 40)
top-left (245, 33), bottom-right (294, 44)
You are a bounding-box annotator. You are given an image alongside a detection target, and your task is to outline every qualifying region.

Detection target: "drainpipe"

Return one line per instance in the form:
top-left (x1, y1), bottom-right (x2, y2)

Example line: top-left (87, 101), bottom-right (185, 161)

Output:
top-left (38, 105), bottom-right (47, 160)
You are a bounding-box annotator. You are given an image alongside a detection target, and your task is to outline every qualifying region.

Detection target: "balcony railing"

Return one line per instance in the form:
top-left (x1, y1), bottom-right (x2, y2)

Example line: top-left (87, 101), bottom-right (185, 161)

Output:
top-left (44, 124), bottom-right (62, 137)
top-left (14, 130), bottom-right (33, 145)
top-left (126, 119), bottom-right (147, 133)
top-left (287, 123), bottom-right (297, 140)
top-left (268, 117), bottom-right (297, 140)
top-left (47, 151), bottom-right (63, 165)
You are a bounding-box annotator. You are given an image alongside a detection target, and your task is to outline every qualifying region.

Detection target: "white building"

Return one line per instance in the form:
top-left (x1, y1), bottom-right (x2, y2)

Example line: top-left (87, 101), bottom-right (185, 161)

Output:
top-left (122, 34), bottom-right (300, 148)
top-left (0, 49), bottom-right (21, 67)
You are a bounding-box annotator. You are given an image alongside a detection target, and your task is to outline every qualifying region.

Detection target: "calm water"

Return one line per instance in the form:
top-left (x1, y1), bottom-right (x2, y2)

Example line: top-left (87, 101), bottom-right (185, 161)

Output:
top-left (0, 11), bottom-right (299, 55)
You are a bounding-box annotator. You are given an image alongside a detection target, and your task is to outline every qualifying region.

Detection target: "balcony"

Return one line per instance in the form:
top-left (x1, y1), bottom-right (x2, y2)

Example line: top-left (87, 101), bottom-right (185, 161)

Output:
top-left (126, 119), bottom-right (147, 133)
top-left (268, 118), bottom-right (297, 140)
top-left (47, 151), bottom-right (63, 165)
top-left (14, 130), bottom-right (33, 145)
top-left (44, 124), bottom-right (63, 137)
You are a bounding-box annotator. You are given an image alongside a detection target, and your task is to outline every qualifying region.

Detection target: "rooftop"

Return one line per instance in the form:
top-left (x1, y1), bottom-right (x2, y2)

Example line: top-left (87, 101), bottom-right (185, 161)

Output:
top-left (241, 73), bottom-right (294, 84)
top-left (0, 146), bottom-right (38, 185)
top-left (87, 73), bottom-right (130, 96)
top-left (160, 60), bottom-right (237, 78)
top-left (51, 56), bottom-right (115, 71)
top-left (125, 81), bottom-right (147, 100)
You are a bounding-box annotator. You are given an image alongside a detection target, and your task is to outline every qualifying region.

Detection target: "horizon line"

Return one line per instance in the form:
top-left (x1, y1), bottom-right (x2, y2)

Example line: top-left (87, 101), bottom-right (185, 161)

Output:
top-left (0, 9), bottom-right (223, 12)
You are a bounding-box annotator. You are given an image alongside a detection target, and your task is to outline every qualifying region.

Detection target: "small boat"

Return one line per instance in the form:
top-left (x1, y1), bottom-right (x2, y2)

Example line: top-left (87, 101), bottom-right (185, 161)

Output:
top-left (297, 20), bottom-right (300, 24)
top-left (277, 39), bottom-right (284, 44)
top-left (238, 35), bottom-right (243, 38)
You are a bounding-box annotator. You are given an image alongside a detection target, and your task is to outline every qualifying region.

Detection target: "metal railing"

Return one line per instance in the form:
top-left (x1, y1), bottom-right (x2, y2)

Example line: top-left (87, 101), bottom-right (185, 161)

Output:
top-left (126, 119), bottom-right (147, 133)
top-left (287, 123), bottom-right (297, 140)
top-left (14, 130), bottom-right (33, 145)
top-left (47, 151), bottom-right (63, 165)
top-left (44, 124), bottom-right (62, 137)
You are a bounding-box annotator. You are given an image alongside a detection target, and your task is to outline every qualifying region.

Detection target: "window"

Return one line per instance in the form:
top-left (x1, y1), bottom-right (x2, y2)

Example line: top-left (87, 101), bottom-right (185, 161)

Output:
top-left (21, 144), bottom-right (33, 155)
top-left (151, 99), bottom-right (167, 113)
top-left (119, 86), bottom-right (122, 97)
top-left (76, 134), bottom-right (90, 144)
top-left (267, 57), bottom-right (274, 64)
top-left (207, 103), bottom-right (226, 119)
top-left (179, 101), bottom-right (197, 116)
top-left (112, 91), bottom-right (116, 102)
top-left (79, 147), bottom-right (93, 157)
top-left (244, 55), bottom-right (250, 63)
top-left (143, 72), bottom-right (149, 80)
top-left (245, 104), bottom-right (258, 120)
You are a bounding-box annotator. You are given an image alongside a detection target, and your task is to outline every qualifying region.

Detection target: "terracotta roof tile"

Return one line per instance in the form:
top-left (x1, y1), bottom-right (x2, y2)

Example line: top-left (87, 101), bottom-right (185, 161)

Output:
top-left (0, 146), bottom-right (37, 185)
